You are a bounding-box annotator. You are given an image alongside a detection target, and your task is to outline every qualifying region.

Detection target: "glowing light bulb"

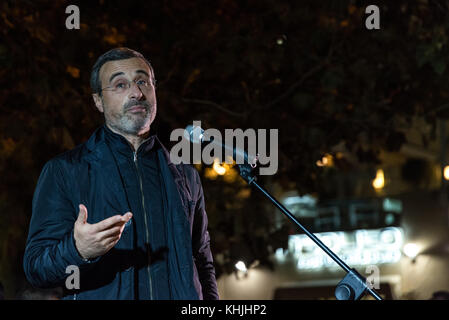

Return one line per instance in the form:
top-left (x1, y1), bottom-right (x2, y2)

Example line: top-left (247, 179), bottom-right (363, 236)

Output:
top-left (372, 169), bottom-right (385, 190)
top-left (235, 261), bottom-right (247, 272)
top-left (316, 154), bottom-right (333, 167)
top-left (403, 243), bottom-right (420, 259)
top-left (213, 159), bottom-right (226, 175)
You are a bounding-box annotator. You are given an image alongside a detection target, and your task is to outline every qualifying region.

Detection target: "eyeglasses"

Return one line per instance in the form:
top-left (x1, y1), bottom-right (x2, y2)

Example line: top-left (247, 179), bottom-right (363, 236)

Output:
top-left (101, 78), bottom-right (155, 94)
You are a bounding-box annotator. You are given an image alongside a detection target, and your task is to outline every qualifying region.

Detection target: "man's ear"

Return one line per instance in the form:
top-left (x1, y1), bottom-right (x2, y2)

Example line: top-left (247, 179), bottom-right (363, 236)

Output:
top-left (92, 93), bottom-right (104, 113)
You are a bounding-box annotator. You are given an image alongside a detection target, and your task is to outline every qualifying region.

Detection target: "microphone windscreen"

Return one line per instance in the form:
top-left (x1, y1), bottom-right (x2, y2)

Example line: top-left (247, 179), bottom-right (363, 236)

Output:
top-left (184, 124), bottom-right (204, 143)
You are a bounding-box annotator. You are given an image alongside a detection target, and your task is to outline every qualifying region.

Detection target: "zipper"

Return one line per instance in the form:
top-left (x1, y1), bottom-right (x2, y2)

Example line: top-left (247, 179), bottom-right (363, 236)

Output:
top-left (133, 150), bottom-right (154, 300)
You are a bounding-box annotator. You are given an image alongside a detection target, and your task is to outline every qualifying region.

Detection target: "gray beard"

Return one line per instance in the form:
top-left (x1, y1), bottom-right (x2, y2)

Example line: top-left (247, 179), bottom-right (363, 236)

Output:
top-left (104, 100), bottom-right (155, 136)
top-left (112, 110), bottom-right (150, 135)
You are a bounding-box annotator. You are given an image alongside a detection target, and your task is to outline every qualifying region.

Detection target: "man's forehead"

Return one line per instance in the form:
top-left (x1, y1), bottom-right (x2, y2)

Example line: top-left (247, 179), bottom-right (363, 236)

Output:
top-left (99, 57), bottom-right (150, 80)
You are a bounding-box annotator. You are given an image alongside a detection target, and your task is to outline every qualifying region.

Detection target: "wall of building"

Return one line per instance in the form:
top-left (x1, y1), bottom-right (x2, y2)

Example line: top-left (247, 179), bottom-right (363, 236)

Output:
top-left (216, 190), bottom-right (449, 300)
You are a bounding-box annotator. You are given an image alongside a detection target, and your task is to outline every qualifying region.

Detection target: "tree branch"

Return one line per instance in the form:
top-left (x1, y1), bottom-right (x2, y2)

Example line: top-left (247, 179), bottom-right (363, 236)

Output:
top-left (182, 98), bottom-right (248, 118)
top-left (258, 33), bottom-right (340, 110)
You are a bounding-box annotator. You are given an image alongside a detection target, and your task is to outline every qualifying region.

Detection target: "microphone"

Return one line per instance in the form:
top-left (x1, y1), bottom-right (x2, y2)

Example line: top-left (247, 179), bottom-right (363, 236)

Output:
top-left (184, 124), bottom-right (256, 165)
top-left (184, 124), bottom-right (205, 144)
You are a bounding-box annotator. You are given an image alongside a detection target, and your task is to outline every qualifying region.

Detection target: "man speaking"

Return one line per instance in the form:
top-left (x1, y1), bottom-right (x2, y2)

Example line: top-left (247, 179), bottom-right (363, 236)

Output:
top-left (23, 47), bottom-right (219, 300)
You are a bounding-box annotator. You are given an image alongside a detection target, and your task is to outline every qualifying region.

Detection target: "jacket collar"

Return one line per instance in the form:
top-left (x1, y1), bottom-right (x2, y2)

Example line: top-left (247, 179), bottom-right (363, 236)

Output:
top-left (103, 124), bottom-right (157, 158)
top-left (83, 125), bottom-right (186, 188)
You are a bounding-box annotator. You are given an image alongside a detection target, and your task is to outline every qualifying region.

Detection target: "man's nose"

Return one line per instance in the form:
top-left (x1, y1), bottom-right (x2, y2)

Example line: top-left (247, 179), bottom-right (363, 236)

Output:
top-left (127, 82), bottom-right (144, 100)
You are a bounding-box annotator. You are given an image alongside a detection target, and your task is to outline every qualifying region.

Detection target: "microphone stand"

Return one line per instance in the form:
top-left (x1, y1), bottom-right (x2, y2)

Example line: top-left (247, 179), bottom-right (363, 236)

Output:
top-left (235, 161), bottom-right (383, 300)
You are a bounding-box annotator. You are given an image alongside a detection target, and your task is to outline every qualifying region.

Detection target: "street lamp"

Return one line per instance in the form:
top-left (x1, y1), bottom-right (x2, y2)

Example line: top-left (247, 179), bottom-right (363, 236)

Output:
top-left (403, 243), bottom-right (420, 263)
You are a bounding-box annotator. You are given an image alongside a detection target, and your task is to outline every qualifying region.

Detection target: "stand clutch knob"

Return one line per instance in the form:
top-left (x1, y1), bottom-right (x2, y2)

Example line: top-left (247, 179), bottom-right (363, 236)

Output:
top-left (334, 269), bottom-right (367, 300)
top-left (335, 284), bottom-right (354, 300)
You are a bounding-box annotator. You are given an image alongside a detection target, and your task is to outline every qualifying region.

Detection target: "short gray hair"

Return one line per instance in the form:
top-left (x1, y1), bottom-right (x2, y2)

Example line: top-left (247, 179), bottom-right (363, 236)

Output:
top-left (90, 47), bottom-right (156, 95)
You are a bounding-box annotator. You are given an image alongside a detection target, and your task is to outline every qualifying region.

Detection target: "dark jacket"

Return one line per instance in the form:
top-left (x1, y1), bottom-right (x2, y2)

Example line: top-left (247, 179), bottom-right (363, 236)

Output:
top-left (23, 125), bottom-right (219, 300)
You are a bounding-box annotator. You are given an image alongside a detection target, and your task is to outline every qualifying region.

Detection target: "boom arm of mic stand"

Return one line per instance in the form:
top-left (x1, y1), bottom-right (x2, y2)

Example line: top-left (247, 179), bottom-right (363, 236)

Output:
top-left (236, 162), bottom-right (383, 301)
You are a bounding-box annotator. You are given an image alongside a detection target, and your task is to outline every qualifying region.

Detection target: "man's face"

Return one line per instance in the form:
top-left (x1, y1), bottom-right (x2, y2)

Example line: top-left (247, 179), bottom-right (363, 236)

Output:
top-left (92, 57), bottom-right (156, 136)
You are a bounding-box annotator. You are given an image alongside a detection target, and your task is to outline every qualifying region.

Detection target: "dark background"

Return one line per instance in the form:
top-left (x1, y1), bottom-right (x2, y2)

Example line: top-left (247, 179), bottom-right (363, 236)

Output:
top-left (1, 0), bottom-right (449, 299)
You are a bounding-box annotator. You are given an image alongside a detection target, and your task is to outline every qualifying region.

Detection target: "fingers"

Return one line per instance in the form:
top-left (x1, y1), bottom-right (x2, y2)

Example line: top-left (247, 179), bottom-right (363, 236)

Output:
top-left (97, 212), bottom-right (133, 243)
top-left (104, 236), bottom-right (121, 250)
top-left (93, 212), bottom-right (133, 232)
top-left (97, 225), bottom-right (122, 240)
top-left (77, 204), bottom-right (88, 224)
top-left (74, 208), bottom-right (132, 259)
top-left (123, 212), bottom-right (133, 221)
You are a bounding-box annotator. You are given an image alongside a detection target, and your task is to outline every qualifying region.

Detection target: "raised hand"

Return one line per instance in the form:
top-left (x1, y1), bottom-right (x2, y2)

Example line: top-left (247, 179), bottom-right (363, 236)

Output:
top-left (73, 204), bottom-right (132, 260)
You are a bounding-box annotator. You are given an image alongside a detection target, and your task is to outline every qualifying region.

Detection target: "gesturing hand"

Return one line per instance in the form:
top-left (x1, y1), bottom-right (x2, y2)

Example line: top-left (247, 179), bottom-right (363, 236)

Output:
top-left (73, 204), bottom-right (133, 260)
